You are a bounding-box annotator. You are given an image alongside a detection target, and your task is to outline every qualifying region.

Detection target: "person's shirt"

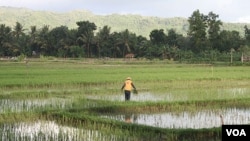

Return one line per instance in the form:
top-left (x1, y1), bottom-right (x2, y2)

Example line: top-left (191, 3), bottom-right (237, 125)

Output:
top-left (122, 80), bottom-right (136, 91)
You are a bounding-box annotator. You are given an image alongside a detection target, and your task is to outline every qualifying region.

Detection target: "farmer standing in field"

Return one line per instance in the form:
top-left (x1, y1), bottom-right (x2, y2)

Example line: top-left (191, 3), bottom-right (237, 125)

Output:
top-left (121, 77), bottom-right (137, 101)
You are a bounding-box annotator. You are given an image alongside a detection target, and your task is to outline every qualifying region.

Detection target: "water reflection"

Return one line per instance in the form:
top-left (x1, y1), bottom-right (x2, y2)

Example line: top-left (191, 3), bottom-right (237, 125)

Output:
top-left (124, 114), bottom-right (138, 123)
top-left (101, 108), bottom-right (250, 129)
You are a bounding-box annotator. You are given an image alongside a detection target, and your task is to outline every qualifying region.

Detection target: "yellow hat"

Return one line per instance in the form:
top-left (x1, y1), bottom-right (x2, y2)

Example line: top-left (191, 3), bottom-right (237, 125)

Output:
top-left (126, 77), bottom-right (131, 80)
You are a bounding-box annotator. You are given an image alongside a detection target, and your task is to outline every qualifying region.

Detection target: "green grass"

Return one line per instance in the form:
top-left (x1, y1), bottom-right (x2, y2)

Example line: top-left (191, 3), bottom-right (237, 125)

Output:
top-left (1, 61), bottom-right (249, 85)
top-left (1, 60), bottom-right (250, 99)
top-left (1, 60), bottom-right (250, 105)
top-left (0, 59), bottom-right (250, 141)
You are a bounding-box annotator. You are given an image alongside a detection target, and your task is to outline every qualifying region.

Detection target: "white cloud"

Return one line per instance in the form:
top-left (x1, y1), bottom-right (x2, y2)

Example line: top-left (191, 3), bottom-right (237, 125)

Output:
top-left (216, 0), bottom-right (233, 8)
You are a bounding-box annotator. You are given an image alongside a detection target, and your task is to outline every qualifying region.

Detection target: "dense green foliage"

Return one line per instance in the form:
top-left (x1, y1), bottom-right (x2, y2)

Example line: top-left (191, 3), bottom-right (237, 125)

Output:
top-left (1, 7), bottom-right (250, 63)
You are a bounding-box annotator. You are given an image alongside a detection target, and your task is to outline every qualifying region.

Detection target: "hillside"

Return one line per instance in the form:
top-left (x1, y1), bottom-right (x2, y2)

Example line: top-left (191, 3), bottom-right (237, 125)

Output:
top-left (0, 6), bottom-right (250, 38)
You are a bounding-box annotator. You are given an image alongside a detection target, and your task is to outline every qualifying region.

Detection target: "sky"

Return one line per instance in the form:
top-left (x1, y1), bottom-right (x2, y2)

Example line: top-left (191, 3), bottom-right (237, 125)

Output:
top-left (0, 0), bottom-right (250, 23)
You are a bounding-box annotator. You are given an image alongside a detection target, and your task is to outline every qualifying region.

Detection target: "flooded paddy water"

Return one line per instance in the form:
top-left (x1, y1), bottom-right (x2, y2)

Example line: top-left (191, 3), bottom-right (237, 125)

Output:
top-left (0, 97), bottom-right (133, 140)
top-left (1, 87), bottom-right (250, 140)
top-left (86, 92), bottom-right (170, 102)
top-left (86, 87), bottom-right (250, 102)
top-left (101, 108), bottom-right (250, 129)
top-left (0, 98), bottom-right (73, 113)
top-left (5, 94), bottom-right (249, 130)
top-left (0, 120), bottom-right (127, 141)
top-left (2, 60), bottom-right (250, 140)
top-left (86, 88), bottom-right (250, 133)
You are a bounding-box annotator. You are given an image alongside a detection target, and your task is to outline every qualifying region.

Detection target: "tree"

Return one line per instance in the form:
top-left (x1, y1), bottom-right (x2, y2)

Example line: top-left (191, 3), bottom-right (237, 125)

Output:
top-left (69, 45), bottom-right (84, 58)
top-left (134, 35), bottom-right (149, 58)
top-left (109, 32), bottom-right (121, 58)
top-left (28, 26), bottom-right (40, 56)
top-left (95, 25), bottom-right (111, 57)
top-left (166, 29), bottom-right (179, 47)
top-left (13, 22), bottom-right (25, 39)
top-left (207, 12), bottom-right (222, 50)
top-left (165, 29), bottom-right (184, 60)
top-left (187, 10), bottom-right (208, 53)
top-left (218, 30), bottom-right (243, 52)
top-left (49, 26), bottom-right (72, 57)
top-left (12, 22), bottom-right (26, 56)
top-left (149, 29), bottom-right (166, 45)
top-left (37, 25), bottom-right (50, 55)
top-left (76, 21), bottom-right (97, 57)
top-left (148, 29), bottom-right (167, 59)
top-left (0, 24), bottom-right (12, 56)
top-left (244, 25), bottom-right (250, 46)
top-left (116, 29), bottom-right (137, 57)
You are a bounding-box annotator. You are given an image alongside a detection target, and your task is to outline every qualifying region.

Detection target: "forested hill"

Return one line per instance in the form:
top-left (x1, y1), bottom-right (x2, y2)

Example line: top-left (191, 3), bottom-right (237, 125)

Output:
top-left (1, 6), bottom-right (250, 37)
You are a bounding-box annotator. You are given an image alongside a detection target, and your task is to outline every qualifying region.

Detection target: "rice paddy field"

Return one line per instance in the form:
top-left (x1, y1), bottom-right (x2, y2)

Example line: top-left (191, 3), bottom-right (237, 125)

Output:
top-left (0, 58), bottom-right (250, 141)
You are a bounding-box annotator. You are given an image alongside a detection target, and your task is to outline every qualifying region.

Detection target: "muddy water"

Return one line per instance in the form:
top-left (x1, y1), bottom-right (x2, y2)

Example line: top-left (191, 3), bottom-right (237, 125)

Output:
top-left (101, 108), bottom-right (250, 129)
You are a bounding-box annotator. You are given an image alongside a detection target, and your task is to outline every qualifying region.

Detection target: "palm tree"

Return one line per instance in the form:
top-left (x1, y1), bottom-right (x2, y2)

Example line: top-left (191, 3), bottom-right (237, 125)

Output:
top-left (76, 21), bottom-right (96, 58)
top-left (29, 26), bottom-right (39, 56)
top-left (0, 24), bottom-right (12, 56)
top-left (135, 35), bottom-right (149, 57)
top-left (13, 22), bottom-right (25, 39)
top-left (30, 26), bottom-right (37, 40)
top-left (95, 25), bottom-right (111, 57)
top-left (37, 25), bottom-right (50, 55)
top-left (77, 31), bottom-right (94, 58)
top-left (109, 32), bottom-right (121, 58)
top-left (10, 22), bottom-right (26, 55)
top-left (116, 29), bottom-right (136, 57)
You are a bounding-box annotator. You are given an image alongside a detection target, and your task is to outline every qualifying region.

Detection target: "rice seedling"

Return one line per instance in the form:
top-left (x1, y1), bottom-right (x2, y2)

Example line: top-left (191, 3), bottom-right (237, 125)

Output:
top-left (0, 59), bottom-right (250, 140)
top-left (0, 98), bottom-right (73, 113)
top-left (0, 120), bottom-right (135, 141)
